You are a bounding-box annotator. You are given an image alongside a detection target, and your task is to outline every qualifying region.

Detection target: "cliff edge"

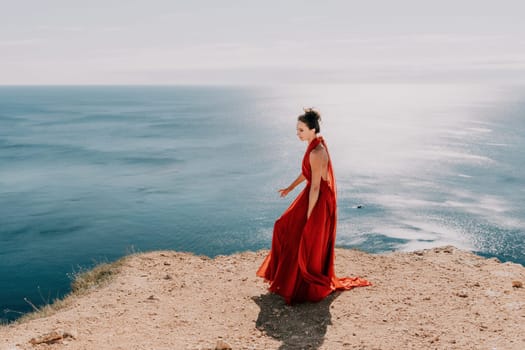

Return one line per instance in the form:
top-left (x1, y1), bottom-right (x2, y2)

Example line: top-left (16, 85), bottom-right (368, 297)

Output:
top-left (1, 247), bottom-right (524, 350)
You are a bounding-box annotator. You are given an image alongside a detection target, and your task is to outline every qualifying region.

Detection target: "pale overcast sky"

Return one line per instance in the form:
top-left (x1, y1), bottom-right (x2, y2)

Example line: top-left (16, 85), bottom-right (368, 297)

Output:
top-left (1, 0), bottom-right (525, 84)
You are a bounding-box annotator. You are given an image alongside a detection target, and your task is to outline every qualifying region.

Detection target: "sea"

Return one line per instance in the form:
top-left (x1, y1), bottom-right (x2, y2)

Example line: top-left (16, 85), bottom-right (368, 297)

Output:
top-left (1, 84), bottom-right (524, 323)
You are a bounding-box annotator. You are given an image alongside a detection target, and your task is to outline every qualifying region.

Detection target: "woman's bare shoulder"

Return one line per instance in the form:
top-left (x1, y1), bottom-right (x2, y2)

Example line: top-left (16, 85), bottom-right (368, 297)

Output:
top-left (310, 144), bottom-right (328, 161)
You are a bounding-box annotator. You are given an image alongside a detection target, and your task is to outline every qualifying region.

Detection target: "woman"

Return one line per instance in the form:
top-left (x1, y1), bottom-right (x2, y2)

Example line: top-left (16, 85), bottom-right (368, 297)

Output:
top-left (256, 108), bottom-right (371, 304)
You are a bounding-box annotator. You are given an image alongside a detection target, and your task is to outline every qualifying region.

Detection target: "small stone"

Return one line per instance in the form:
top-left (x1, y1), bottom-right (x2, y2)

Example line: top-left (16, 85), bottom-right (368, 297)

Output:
top-left (29, 331), bottom-right (63, 345)
top-left (455, 291), bottom-right (468, 298)
top-left (164, 262), bottom-right (171, 266)
top-left (215, 339), bottom-right (232, 350)
top-left (164, 274), bottom-right (172, 280)
top-left (29, 331), bottom-right (75, 345)
top-left (512, 280), bottom-right (523, 288)
top-left (63, 330), bottom-right (77, 339)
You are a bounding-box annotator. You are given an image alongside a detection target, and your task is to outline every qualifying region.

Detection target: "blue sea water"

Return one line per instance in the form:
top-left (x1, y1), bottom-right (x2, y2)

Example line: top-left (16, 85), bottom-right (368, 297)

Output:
top-left (1, 84), bottom-right (524, 323)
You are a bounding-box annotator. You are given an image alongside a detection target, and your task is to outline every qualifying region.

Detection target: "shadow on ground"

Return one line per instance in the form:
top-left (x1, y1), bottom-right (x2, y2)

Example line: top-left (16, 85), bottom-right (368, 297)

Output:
top-left (252, 292), bottom-right (339, 350)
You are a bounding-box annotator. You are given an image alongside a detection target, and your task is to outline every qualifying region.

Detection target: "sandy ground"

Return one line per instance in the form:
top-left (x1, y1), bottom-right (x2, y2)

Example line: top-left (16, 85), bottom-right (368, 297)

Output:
top-left (1, 246), bottom-right (524, 350)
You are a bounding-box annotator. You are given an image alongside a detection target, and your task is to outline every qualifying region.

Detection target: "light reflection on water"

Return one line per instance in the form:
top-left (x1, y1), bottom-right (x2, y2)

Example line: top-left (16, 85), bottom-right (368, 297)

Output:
top-left (285, 84), bottom-right (524, 257)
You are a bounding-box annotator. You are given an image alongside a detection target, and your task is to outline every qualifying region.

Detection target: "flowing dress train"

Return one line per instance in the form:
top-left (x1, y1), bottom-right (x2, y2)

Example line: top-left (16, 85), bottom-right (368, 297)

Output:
top-left (256, 136), bottom-right (371, 304)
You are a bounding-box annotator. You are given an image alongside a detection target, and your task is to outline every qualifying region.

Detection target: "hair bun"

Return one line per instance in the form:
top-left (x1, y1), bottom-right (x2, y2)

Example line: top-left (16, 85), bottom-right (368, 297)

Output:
top-left (303, 108), bottom-right (321, 122)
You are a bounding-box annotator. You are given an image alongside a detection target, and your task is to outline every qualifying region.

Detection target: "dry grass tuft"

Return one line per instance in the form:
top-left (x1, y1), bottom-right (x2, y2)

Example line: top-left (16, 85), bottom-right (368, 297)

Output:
top-left (70, 259), bottom-right (124, 294)
top-left (11, 255), bottom-right (131, 325)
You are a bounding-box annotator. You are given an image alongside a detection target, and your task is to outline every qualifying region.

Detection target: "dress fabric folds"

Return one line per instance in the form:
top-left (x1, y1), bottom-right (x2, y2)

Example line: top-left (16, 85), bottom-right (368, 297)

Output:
top-left (257, 136), bottom-right (371, 304)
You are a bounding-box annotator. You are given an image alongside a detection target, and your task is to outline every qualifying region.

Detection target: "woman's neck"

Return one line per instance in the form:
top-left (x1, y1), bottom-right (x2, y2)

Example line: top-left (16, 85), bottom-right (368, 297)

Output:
top-left (307, 135), bottom-right (318, 144)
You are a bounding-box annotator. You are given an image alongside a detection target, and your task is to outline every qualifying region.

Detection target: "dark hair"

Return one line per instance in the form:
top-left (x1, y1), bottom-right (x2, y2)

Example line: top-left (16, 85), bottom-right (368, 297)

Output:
top-left (298, 108), bottom-right (321, 133)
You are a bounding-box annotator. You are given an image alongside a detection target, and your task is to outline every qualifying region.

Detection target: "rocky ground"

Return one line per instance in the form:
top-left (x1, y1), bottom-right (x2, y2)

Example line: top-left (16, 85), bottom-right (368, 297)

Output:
top-left (1, 246), bottom-right (524, 350)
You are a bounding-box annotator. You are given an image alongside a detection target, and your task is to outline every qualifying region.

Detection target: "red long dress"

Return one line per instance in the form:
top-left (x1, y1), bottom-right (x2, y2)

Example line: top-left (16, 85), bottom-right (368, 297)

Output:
top-left (256, 136), bottom-right (371, 304)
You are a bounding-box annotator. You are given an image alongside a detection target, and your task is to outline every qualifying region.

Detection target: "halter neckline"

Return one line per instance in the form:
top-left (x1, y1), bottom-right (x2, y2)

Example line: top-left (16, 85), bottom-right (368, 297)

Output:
top-left (307, 136), bottom-right (323, 152)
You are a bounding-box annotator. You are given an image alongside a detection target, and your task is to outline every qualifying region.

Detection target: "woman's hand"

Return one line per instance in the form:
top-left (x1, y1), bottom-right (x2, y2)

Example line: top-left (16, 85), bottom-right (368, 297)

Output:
top-left (278, 187), bottom-right (292, 197)
top-left (278, 174), bottom-right (305, 198)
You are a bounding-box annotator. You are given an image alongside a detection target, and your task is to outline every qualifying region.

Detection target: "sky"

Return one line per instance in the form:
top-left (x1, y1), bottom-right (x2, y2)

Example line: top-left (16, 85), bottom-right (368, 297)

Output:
top-left (1, 0), bottom-right (525, 85)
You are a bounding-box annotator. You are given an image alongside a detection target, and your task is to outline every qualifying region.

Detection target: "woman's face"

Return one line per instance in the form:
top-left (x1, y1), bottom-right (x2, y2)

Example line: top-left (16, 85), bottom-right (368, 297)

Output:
top-left (296, 121), bottom-right (315, 141)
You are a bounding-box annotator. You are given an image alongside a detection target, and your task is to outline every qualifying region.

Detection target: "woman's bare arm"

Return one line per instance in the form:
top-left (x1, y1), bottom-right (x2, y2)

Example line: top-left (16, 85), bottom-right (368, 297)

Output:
top-left (278, 173), bottom-right (306, 197)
